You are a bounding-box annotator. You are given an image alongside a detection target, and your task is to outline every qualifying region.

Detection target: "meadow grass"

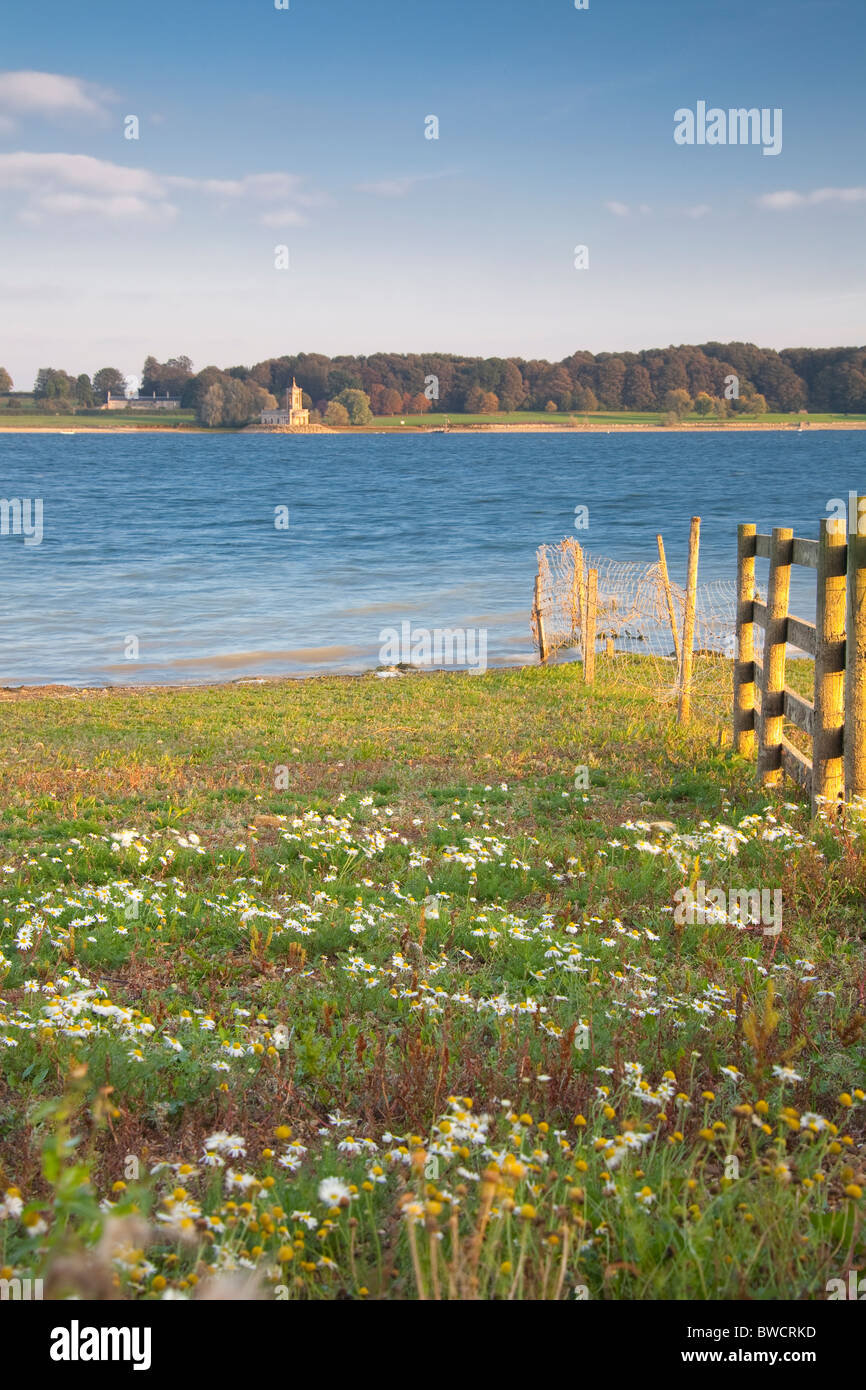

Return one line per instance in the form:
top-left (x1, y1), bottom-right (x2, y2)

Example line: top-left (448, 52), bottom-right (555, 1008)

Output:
top-left (0, 662), bottom-right (864, 1300)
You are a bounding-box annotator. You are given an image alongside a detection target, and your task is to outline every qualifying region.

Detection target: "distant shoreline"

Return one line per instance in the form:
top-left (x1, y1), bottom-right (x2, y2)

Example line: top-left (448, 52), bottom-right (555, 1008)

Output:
top-left (2, 420), bottom-right (866, 436)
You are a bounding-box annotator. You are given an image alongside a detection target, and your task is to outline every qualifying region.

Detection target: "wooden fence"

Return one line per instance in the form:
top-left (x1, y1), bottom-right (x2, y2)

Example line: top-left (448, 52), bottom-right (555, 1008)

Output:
top-left (733, 503), bottom-right (866, 814)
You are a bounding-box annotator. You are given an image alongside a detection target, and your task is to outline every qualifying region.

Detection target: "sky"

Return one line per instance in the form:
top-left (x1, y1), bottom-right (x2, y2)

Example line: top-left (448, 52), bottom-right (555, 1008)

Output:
top-left (1, 0), bottom-right (865, 387)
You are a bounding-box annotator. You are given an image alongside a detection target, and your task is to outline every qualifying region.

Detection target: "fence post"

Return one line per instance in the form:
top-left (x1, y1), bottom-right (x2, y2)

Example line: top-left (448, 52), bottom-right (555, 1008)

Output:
top-left (583, 567), bottom-right (598, 684)
top-left (677, 516), bottom-right (700, 724)
top-left (573, 545), bottom-right (586, 647)
top-left (656, 534), bottom-right (681, 664)
top-left (734, 523), bottom-right (757, 756)
top-left (812, 518), bottom-right (847, 814)
top-left (757, 526), bottom-right (793, 785)
top-left (845, 496), bottom-right (866, 801)
top-left (534, 574), bottom-right (548, 664)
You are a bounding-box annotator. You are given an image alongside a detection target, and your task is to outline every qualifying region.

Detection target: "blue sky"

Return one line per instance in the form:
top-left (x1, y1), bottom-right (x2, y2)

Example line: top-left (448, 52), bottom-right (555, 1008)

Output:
top-left (1, 0), bottom-right (864, 386)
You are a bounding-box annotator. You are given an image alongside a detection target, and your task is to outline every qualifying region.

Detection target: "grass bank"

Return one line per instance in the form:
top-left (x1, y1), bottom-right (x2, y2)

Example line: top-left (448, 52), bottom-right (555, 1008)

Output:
top-left (0, 664), bottom-right (864, 1300)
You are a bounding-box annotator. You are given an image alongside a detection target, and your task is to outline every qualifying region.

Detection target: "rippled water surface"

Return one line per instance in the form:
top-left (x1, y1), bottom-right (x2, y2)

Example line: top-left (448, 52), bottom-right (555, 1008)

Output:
top-left (0, 430), bottom-right (863, 685)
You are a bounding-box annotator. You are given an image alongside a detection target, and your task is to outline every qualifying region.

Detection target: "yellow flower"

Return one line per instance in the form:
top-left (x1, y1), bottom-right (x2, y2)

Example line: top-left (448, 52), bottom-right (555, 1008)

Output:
top-left (844, 1184), bottom-right (863, 1200)
top-left (839, 1093), bottom-right (853, 1107)
top-left (602, 1105), bottom-right (616, 1120)
top-left (274, 1125), bottom-right (292, 1140)
top-left (278, 1246), bottom-right (294, 1263)
top-left (702, 1091), bottom-right (715, 1101)
top-left (699, 1128), bottom-right (715, 1142)
top-left (755, 1100), bottom-right (769, 1115)
top-left (574, 1114), bottom-right (587, 1127)
top-left (519, 1204), bottom-right (537, 1220)
top-left (151, 1275), bottom-right (167, 1292)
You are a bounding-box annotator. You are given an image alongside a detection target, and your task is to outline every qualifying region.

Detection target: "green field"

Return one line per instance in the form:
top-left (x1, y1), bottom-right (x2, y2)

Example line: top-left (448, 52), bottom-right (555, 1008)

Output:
top-left (0, 410), bottom-right (197, 429)
top-left (0, 661), bottom-right (863, 1300)
top-left (369, 410), bottom-right (866, 429)
top-left (2, 408), bottom-right (865, 434)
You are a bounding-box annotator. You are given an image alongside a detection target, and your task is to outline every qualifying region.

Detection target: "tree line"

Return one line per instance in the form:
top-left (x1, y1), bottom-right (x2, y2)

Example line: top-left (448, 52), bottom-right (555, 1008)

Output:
top-left (1, 342), bottom-right (865, 424)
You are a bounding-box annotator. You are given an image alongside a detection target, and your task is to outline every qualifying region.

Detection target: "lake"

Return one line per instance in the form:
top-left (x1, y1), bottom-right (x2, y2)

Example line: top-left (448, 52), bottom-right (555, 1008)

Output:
top-left (0, 430), bottom-right (864, 686)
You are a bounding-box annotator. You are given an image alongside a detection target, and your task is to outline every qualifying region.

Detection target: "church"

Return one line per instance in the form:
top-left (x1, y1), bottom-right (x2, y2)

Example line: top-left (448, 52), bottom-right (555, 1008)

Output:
top-left (261, 378), bottom-right (310, 427)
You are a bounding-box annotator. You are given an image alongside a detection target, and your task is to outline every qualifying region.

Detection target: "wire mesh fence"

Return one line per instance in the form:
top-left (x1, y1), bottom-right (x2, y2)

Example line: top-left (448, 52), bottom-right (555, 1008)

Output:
top-left (530, 537), bottom-right (748, 720)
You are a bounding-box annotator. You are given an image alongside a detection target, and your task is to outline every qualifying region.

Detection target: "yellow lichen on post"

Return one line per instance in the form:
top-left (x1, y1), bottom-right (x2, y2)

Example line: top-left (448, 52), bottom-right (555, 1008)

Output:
top-left (734, 524), bottom-right (757, 756)
top-left (812, 517), bottom-right (846, 815)
top-left (844, 496), bottom-right (866, 802)
top-left (757, 527), bottom-right (793, 785)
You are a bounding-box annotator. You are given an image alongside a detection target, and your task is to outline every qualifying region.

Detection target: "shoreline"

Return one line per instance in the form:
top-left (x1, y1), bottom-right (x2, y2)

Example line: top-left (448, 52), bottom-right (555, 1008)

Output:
top-left (1, 420), bottom-right (865, 435)
top-left (0, 662), bottom-right (543, 699)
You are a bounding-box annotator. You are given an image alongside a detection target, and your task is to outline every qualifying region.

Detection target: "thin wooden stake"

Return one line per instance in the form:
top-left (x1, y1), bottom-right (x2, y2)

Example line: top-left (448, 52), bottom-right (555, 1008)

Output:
top-left (812, 517), bottom-right (846, 814)
top-left (656, 534), bottom-right (681, 664)
top-left (573, 544), bottom-right (586, 648)
top-left (757, 526), bottom-right (793, 785)
top-left (534, 574), bottom-right (548, 664)
top-left (733, 523), bottom-right (757, 756)
top-left (583, 568), bottom-right (598, 684)
top-left (845, 496), bottom-right (866, 801)
top-left (677, 516), bottom-right (701, 724)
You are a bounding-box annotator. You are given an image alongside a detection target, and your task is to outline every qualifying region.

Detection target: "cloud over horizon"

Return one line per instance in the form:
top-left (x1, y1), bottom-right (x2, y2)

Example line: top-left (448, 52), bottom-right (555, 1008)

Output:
top-left (0, 70), bottom-right (115, 126)
top-left (0, 151), bottom-right (321, 224)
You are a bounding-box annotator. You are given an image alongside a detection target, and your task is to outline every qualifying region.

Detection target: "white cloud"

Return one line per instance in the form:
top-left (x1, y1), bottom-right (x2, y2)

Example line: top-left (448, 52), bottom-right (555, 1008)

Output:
top-left (260, 208), bottom-right (307, 227)
top-left (0, 151), bottom-right (166, 196)
top-left (168, 171), bottom-right (304, 201)
top-left (27, 192), bottom-right (176, 223)
top-left (757, 187), bottom-right (866, 210)
top-left (604, 201), bottom-right (653, 217)
top-left (0, 70), bottom-right (114, 125)
top-left (0, 152), bottom-right (318, 225)
top-left (355, 171), bottom-right (452, 198)
top-left (684, 203), bottom-right (711, 219)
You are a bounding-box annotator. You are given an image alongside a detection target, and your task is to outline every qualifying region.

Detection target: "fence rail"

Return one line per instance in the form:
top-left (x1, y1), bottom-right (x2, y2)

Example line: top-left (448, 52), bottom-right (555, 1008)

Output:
top-left (733, 506), bottom-right (864, 814)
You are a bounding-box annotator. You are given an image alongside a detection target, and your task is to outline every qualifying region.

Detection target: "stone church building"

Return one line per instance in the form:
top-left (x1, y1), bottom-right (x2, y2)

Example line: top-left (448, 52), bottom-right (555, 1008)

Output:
top-left (261, 378), bottom-right (310, 427)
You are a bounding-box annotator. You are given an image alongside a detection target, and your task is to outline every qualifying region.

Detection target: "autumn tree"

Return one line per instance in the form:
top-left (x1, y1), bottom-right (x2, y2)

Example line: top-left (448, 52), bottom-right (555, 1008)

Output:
top-left (324, 400), bottom-right (350, 426)
top-left (333, 389), bottom-right (373, 425)
top-left (379, 387), bottom-right (403, 416)
top-left (0, 367), bottom-right (12, 393)
top-left (623, 364), bottom-right (655, 411)
top-left (664, 388), bottom-right (693, 419)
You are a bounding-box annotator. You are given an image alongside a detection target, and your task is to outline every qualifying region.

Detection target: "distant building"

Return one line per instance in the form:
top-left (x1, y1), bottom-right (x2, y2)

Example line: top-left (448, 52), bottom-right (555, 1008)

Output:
top-left (261, 378), bottom-right (310, 427)
top-left (105, 391), bottom-right (181, 411)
